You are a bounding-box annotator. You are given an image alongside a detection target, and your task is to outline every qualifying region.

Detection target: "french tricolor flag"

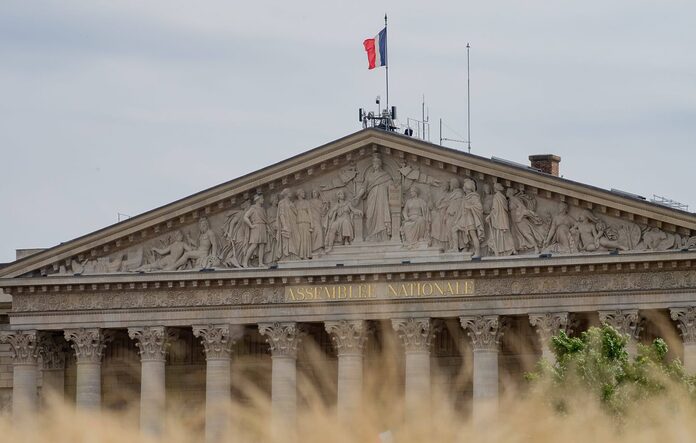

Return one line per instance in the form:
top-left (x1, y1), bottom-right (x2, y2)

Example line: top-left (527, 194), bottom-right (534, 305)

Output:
top-left (363, 27), bottom-right (387, 70)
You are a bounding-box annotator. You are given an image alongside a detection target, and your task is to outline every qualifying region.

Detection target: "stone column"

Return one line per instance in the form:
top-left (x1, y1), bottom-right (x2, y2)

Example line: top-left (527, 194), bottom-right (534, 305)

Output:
top-left (325, 320), bottom-right (368, 419)
top-left (193, 324), bottom-right (244, 443)
top-left (529, 313), bottom-right (569, 365)
top-left (259, 322), bottom-right (304, 430)
top-left (391, 318), bottom-right (437, 419)
top-left (129, 326), bottom-right (175, 436)
top-left (37, 333), bottom-right (68, 400)
top-left (670, 307), bottom-right (696, 373)
top-left (599, 310), bottom-right (641, 356)
top-left (460, 315), bottom-right (504, 421)
top-left (64, 328), bottom-right (108, 410)
top-left (0, 330), bottom-right (39, 417)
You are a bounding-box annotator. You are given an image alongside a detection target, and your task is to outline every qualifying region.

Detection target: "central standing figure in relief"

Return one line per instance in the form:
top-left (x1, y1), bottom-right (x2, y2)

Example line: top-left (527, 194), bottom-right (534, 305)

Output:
top-left (355, 154), bottom-right (393, 242)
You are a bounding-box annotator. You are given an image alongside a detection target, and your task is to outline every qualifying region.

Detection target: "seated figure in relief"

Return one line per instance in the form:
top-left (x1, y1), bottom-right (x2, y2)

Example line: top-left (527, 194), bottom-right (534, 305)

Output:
top-left (401, 187), bottom-right (430, 247)
top-left (173, 216), bottom-right (220, 269)
top-left (506, 187), bottom-right (546, 254)
top-left (144, 230), bottom-right (192, 271)
top-left (543, 202), bottom-right (578, 253)
top-left (325, 190), bottom-right (363, 252)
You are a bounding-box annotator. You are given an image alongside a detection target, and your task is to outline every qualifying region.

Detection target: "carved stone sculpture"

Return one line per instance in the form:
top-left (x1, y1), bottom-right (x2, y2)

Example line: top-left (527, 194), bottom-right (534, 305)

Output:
top-left (325, 320), bottom-right (369, 356)
top-left (276, 188), bottom-right (299, 260)
top-left (432, 178), bottom-right (464, 252)
top-left (0, 330), bottom-right (38, 364)
top-left (507, 188), bottom-right (546, 254)
top-left (37, 333), bottom-right (68, 370)
top-left (192, 325), bottom-right (244, 360)
top-left (258, 322), bottom-right (305, 358)
top-left (128, 326), bottom-right (176, 362)
top-left (529, 312), bottom-right (570, 345)
top-left (460, 315), bottom-right (505, 351)
top-left (401, 187), bottom-right (430, 246)
top-left (355, 155), bottom-right (393, 242)
top-left (264, 194), bottom-right (279, 264)
top-left (294, 189), bottom-right (313, 260)
top-left (544, 202), bottom-right (578, 253)
top-left (398, 160), bottom-right (440, 190)
top-left (325, 190), bottom-right (363, 252)
top-left (391, 318), bottom-right (438, 352)
top-left (242, 194), bottom-right (269, 267)
top-left (486, 183), bottom-right (515, 256)
top-left (173, 216), bottom-right (219, 269)
top-left (598, 310), bottom-right (641, 340)
top-left (144, 230), bottom-right (192, 271)
top-left (64, 328), bottom-right (109, 363)
top-left (670, 307), bottom-right (696, 344)
top-left (460, 179), bottom-right (486, 256)
top-left (309, 189), bottom-right (328, 256)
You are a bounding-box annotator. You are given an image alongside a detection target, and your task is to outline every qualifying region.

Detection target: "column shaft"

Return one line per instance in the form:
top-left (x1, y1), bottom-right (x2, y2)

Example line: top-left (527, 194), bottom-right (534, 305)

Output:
top-left (13, 364), bottom-right (38, 415)
top-left (206, 358), bottom-right (231, 441)
top-left (76, 362), bottom-right (101, 409)
top-left (336, 353), bottom-right (363, 417)
top-left (472, 349), bottom-right (498, 420)
top-left (404, 351), bottom-right (430, 416)
top-left (684, 343), bottom-right (696, 373)
top-left (141, 359), bottom-right (166, 434)
top-left (271, 355), bottom-right (297, 425)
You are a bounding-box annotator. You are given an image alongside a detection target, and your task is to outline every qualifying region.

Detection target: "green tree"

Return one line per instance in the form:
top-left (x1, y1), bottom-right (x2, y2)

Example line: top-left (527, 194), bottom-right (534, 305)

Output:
top-left (526, 325), bottom-right (696, 416)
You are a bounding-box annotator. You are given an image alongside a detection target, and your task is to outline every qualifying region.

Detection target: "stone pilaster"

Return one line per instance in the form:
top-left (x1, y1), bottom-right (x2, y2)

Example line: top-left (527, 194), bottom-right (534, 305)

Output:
top-left (128, 326), bottom-right (175, 436)
top-left (598, 310), bottom-right (641, 356)
top-left (193, 324), bottom-right (244, 443)
top-left (0, 330), bottom-right (39, 417)
top-left (37, 333), bottom-right (68, 400)
top-left (64, 328), bottom-right (108, 410)
top-left (259, 322), bottom-right (304, 432)
top-left (460, 315), bottom-right (504, 421)
top-left (392, 318), bottom-right (438, 419)
top-left (325, 320), bottom-right (368, 418)
top-left (529, 312), bottom-right (570, 364)
top-left (670, 307), bottom-right (696, 373)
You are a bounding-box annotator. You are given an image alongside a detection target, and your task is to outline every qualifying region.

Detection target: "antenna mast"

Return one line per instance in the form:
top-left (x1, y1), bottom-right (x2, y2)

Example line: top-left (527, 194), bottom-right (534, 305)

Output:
top-left (466, 42), bottom-right (471, 153)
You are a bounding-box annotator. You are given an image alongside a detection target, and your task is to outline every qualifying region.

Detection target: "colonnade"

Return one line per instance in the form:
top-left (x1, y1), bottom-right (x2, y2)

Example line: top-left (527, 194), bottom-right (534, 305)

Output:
top-left (2, 307), bottom-right (696, 440)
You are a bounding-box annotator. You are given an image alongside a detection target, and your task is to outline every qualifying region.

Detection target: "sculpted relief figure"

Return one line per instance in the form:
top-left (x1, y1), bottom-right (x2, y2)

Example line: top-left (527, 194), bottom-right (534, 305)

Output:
top-left (264, 194), bottom-right (279, 264)
top-left (431, 178), bottom-right (463, 252)
top-left (220, 200), bottom-right (251, 267)
top-left (141, 230), bottom-right (191, 271)
top-left (325, 190), bottom-right (363, 252)
top-left (242, 194), bottom-right (268, 267)
top-left (276, 188), bottom-right (299, 260)
top-left (398, 160), bottom-right (441, 190)
top-left (543, 202), bottom-right (578, 253)
top-left (295, 189), bottom-right (314, 260)
top-left (354, 155), bottom-right (393, 242)
top-left (506, 188), bottom-right (546, 254)
top-left (173, 216), bottom-right (219, 269)
top-left (309, 189), bottom-right (328, 256)
top-left (401, 187), bottom-right (430, 247)
top-left (459, 179), bottom-right (485, 256)
top-left (486, 183), bottom-right (515, 256)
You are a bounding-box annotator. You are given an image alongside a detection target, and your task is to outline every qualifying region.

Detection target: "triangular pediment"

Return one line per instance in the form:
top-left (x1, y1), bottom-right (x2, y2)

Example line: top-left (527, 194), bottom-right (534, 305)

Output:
top-left (2, 129), bottom-right (695, 279)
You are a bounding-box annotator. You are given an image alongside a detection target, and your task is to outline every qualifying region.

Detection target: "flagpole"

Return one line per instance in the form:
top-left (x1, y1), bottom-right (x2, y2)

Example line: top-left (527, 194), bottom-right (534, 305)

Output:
top-left (384, 13), bottom-right (389, 111)
top-left (466, 42), bottom-right (471, 153)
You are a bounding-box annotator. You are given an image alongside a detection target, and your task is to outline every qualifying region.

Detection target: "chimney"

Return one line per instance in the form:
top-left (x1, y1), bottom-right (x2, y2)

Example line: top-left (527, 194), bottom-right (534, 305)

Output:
top-left (529, 154), bottom-right (561, 176)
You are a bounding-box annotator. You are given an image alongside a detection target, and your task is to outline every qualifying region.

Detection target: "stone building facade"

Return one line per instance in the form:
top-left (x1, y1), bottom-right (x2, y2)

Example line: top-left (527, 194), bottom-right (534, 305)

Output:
top-left (1, 129), bottom-right (695, 438)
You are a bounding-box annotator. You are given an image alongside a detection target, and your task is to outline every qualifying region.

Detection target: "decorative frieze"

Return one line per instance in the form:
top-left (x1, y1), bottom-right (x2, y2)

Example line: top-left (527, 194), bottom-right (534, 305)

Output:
top-left (128, 326), bottom-right (177, 362)
top-left (391, 318), bottom-right (439, 353)
top-left (670, 307), bottom-right (696, 344)
top-left (37, 332), bottom-right (68, 370)
top-left (460, 315), bottom-right (505, 351)
top-left (325, 320), bottom-right (369, 356)
top-left (529, 312), bottom-right (570, 343)
top-left (258, 322), bottom-right (304, 358)
top-left (0, 330), bottom-right (38, 365)
top-left (192, 325), bottom-right (244, 360)
top-left (64, 328), bottom-right (109, 363)
top-left (598, 310), bottom-right (641, 340)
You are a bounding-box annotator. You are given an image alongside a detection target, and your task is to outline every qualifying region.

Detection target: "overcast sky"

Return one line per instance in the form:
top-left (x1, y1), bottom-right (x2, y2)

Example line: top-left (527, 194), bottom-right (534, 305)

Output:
top-left (1, 1), bottom-right (694, 263)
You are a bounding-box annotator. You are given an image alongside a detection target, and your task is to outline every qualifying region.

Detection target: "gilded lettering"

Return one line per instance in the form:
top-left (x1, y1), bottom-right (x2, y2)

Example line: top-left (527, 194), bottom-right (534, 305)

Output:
top-left (388, 284), bottom-right (398, 297)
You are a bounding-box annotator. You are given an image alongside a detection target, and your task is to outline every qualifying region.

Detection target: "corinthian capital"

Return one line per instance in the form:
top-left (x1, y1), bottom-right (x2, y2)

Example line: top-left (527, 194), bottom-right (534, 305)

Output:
top-left (529, 312), bottom-right (570, 342)
top-left (258, 322), bottom-right (304, 358)
top-left (128, 326), bottom-right (177, 362)
top-left (0, 330), bottom-right (38, 365)
top-left (598, 310), bottom-right (641, 340)
top-left (670, 307), bottom-right (696, 344)
top-left (391, 318), bottom-right (438, 353)
top-left (193, 324), bottom-right (244, 360)
top-left (325, 320), bottom-right (368, 356)
top-left (460, 315), bottom-right (504, 351)
top-left (37, 332), bottom-right (68, 370)
top-left (64, 328), bottom-right (109, 364)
